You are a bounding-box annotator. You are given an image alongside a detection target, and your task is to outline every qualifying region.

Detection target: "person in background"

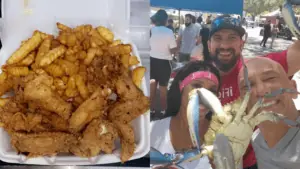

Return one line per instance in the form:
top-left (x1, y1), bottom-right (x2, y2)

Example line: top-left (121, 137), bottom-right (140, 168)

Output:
top-left (195, 16), bottom-right (203, 32)
top-left (167, 19), bottom-right (175, 33)
top-left (190, 43), bottom-right (204, 61)
top-left (150, 9), bottom-right (177, 116)
top-left (206, 14), bottom-right (212, 24)
top-left (191, 15), bottom-right (196, 25)
top-left (177, 14), bottom-right (200, 62)
top-left (270, 24), bottom-right (278, 49)
top-left (199, 19), bottom-right (211, 62)
top-left (151, 61), bottom-right (221, 169)
top-left (260, 20), bottom-right (271, 47)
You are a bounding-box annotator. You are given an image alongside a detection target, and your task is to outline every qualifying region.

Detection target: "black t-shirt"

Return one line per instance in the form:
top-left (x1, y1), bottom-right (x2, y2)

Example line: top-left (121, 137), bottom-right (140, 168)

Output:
top-left (166, 25), bottom-right (174, 33)
top-left (200, 27), bottom-right (210, 42)
top-left (264, 24), bottom-right (271, 36)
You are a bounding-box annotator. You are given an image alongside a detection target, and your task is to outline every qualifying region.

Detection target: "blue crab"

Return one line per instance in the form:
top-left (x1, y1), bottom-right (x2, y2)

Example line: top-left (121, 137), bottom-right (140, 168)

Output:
top-left (150, 87), bottom-right (300, 169)
top-left (183, 88), bottom-right (300, 168)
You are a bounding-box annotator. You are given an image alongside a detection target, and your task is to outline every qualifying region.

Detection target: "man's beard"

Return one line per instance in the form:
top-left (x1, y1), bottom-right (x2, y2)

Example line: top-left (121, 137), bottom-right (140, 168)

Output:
top-left (185, 23), bottom-right (191, 27)
top-left (211, 48), bottom-right (239, 72)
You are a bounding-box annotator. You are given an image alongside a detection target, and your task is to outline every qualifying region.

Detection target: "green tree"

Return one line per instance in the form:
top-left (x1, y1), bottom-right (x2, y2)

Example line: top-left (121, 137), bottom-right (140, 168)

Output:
top-left (244, 0), bottom-right (284, 16)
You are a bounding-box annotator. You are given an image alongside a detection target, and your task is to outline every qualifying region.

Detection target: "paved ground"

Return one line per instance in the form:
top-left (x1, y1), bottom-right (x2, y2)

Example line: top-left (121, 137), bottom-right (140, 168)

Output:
top-left (151, 27), bottom-right (300, 120)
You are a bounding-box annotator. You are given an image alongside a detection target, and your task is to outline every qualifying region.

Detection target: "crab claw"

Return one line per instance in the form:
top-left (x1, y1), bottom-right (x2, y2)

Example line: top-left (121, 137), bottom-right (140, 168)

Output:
top-left (190, 88), bottom-right (224, 115)
top-left (213, 134), bottom-right (236, 169)
top-left (188, 88), bottom-right (230, 126)
top-left (287, 0), bottom-right (300, 5)
top-left (150, 147), bottom-right (173, 165)
top-left (282, 0), bottom-right (300, 39)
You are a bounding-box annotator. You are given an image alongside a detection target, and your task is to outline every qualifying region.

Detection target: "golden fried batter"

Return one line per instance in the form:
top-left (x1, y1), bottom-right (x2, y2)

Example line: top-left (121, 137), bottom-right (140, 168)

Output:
top-left (11, 132), bottom-right (78, 157)
top-left (70, 119), bottom-right (118, 157)
top-left (114, 122), bottom-right (135, 163)
top-left (0, 23), bottom-right (149, 162)
top-left (69, 87), bottom-right (111, 132)
top-left (24, 75), bottom-right (72, 120)
top-left (108, 95), bottom-right (149, 124)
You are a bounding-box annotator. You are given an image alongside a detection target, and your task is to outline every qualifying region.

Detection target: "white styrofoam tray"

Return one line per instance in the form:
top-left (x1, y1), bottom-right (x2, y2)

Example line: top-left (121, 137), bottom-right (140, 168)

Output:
top-left (0, 0), bottom-right (150, 165)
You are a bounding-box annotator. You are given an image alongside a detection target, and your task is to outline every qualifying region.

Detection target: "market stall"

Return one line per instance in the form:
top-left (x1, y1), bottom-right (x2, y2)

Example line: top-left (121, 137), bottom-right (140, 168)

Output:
top-left (150, 0), bottom-right (244, 16)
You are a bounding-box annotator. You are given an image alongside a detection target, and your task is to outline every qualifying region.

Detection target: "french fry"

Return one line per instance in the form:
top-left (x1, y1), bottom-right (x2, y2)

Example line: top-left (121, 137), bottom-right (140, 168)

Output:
top-left (45, 64), bottom-right (65, 77)
top-left (84, 48), bottom-right (97, 65)
top-left (61, 76), bottom-right (69, 84)
top-left (57, 22), bottom-right (72, 32)
top-left (129, 55), bottom-right (140, 66)
top-left (64, 54), bottom-right (78, 62)
top-left (121, 54), bottom-right (130, 68)
top-left (36, 38), bottom-right (52, 65)
top-left (132, 66), bottom-right (146, 88)
top-left (65, 75), bottom-right (78, 98)
top-left (75, 75), bottom-right (89, 99)
top-left (77, 51), bottom-right (87, 60)
top-left (39, 45), bottom-right (66, 67)
top-left (54, 78), bottom-right (67, 90)
top-left (7, 31), bottom-right (42, 64)
top-left (6, 66), bottom-right (29, 77)
top-left (0, 78), bottom-right (13, 96)
top-left (0, 98), bottom-right (10, 107)
top-left (0, 72), bottom-right (7, 83)
top-left (96, 26), bottom-right (114, 43)
top-left (18, 52), bottom-right (36, 66)
top-left (57, 59), bottom-right (79, 76)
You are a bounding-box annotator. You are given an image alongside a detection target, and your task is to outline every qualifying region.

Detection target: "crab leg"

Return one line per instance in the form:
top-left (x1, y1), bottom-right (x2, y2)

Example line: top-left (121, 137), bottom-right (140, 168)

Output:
top-left (243, 98), bottom-right (263, 122)
top-left (213, 134), bottom-right (236, 169)
top-left (249, 111), bottom-right (284, 127)
top-left (234, 92), bottom-right (251, 122)
top-left (182, 145), bottom-right (214, 163)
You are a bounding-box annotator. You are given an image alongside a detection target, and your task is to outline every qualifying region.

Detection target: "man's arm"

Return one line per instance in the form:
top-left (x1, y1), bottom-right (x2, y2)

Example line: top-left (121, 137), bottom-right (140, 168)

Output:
top-left (287, 40), bottom-right (300, 76)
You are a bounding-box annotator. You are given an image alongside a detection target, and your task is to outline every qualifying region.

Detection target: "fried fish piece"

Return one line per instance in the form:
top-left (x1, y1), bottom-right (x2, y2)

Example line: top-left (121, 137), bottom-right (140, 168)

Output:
top-left (114, 122), bottom-right (135, 163)
top-left (6, 112), bottom-right (47, 132)
top-left (70, 119), bottom-right (118, 157)
top-left (24, 74), bottom-right (72, 120)
top-left (41, 113), bottom-right (69, 132)
top-left (115, 76), bottom-right (145, 100)
top-left (11, 132), bottom-right (78, 157)
top-left (69, 87), bottom-right (111, 132)
top-left (108, 94), bottom-right (149, 124)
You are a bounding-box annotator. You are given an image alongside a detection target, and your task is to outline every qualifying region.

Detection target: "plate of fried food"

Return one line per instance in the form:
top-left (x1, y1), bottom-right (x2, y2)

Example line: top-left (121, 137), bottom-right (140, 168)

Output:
top-left (0, 21), bottom-right (150, 165)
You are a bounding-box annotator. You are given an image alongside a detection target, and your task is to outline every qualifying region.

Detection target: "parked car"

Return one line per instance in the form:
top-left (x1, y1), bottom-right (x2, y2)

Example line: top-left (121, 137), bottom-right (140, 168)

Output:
top-left (246, 20), bottom-right (255, 28)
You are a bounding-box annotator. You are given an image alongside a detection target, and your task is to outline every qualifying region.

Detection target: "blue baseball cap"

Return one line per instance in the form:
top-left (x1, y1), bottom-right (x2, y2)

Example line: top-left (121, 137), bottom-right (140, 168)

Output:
top-left (210, 15), bottom-right (245, 38)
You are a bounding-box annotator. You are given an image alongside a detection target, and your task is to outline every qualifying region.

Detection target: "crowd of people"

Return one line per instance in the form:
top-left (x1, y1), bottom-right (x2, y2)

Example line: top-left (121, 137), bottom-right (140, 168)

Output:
top-left (150, 9), bottom-right (300, 169)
